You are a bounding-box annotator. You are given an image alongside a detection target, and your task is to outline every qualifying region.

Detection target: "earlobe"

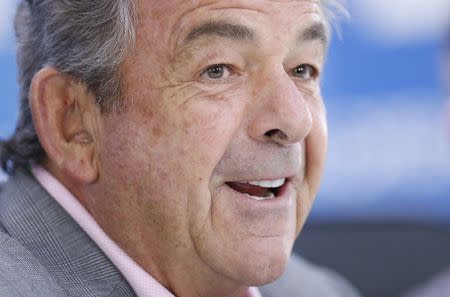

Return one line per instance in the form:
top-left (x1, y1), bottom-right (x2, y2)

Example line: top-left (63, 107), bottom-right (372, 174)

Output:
top-left (29, 67), bottom-right (99, 184)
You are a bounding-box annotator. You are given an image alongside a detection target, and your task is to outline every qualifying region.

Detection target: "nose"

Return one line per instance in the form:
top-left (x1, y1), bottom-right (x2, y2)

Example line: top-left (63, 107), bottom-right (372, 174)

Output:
top-left (248, 68), bottom-right (313, 146)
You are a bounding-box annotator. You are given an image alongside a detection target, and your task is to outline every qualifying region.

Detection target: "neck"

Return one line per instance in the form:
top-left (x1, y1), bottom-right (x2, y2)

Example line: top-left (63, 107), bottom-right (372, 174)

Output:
top-left (83, 185), bottom-right (253, 297)
top-left (162, 257), bottom-right (251, 297)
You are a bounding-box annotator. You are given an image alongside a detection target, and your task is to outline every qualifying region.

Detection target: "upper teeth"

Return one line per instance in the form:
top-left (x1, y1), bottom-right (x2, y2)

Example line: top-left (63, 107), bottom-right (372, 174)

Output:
top-left (248, 178), bottom-right (285, 188)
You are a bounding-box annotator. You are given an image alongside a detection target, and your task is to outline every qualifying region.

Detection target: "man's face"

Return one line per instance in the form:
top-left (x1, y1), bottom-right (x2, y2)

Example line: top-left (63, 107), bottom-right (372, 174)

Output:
top-left (95, 0), bottom-right (328, 289)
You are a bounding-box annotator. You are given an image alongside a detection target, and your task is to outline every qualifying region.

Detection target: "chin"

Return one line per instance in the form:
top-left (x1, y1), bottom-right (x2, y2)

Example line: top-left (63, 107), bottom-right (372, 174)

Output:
top-left (230, 235), bottom-right (294, 286)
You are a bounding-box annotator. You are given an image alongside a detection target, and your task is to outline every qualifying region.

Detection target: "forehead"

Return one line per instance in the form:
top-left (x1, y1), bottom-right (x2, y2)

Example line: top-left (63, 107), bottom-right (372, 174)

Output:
top-left (136, 0), bottom-right (326, 43)
top-left (141, 0), bottom-right (323, 12)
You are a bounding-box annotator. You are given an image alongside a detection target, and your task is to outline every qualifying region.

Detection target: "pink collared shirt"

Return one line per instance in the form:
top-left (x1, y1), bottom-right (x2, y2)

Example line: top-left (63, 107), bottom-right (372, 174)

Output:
top-left (32, 165), bottom-right (262, 297)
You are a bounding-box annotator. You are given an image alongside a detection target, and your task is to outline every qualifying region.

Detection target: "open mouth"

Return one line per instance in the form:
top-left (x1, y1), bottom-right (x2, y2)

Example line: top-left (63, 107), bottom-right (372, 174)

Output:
top-left (225, 178), bottom-right (286, 201)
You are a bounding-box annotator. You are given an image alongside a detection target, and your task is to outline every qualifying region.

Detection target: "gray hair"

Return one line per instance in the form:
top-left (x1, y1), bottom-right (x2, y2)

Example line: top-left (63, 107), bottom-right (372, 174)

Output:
top-left (321, 0), bottom-right (350, 35)
top-left (0, 0), bottom-right (136, 173)
top-left (0, 0), bottom-right (346, 174)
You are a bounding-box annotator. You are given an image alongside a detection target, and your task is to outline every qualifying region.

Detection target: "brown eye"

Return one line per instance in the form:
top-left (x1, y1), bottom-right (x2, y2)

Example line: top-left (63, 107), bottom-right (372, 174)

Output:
top-left (292, 64), bottom-right (317, 80)
top-left (202, 64), bottom-right (231, 79)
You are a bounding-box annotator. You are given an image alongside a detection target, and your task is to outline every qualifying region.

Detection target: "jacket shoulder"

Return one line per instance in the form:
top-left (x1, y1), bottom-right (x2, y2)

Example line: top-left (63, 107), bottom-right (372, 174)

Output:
top-left (0, 170), bottom-right (136, 297)
top-left (0, 218), bottom-right (67, 297)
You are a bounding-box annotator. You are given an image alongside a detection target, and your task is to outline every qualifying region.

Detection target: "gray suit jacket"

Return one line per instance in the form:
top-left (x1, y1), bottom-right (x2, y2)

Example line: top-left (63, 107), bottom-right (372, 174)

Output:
top-left (0, 170), bottom-right (361, 297)
top-left (399, 269), bottom-right (450, 297)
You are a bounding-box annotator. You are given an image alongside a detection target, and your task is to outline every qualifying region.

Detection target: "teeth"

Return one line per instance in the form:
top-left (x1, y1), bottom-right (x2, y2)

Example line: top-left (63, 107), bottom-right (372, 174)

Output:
top-left (248, 178), bottom-right (285, 188)
top-left (244, 192), bottom-right (275, 201)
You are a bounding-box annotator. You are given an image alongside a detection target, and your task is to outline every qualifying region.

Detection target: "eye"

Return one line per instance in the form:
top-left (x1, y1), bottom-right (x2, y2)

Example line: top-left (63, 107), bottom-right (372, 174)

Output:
top-left (201, 64), bottom-right (232, 80)
top-left (292, 64), bottom-right (317, 80)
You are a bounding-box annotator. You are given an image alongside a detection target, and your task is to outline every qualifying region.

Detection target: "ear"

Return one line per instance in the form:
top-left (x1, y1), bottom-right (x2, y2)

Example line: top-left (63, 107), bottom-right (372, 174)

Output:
top-left (29, 67), bottom-right (99, 184)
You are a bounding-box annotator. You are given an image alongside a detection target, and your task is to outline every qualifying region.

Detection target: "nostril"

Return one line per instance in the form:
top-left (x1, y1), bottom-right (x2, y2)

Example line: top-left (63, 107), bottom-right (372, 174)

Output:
top-left (265, 129), bottom-right (287, 140)
top-left (265, 129), bottom-right (277, 137)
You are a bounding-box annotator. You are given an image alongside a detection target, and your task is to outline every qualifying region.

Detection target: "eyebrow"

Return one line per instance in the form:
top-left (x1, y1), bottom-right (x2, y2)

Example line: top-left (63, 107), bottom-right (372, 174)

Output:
top-left (300, 23), bottom-right (329, 46)
top-left (184, 21), bottom-right (255, 44)
top-left (182, 20), bottom-right (328, 48)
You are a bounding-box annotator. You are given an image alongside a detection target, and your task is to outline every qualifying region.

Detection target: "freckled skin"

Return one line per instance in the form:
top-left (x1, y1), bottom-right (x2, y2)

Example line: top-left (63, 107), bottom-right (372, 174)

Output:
top-left (82, 1), bottom-right (328, 297)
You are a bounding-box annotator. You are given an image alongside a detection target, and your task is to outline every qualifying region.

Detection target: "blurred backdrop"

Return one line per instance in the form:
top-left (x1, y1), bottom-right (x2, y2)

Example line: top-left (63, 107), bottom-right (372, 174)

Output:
top-left (0, 1), bottom-right (449, 296)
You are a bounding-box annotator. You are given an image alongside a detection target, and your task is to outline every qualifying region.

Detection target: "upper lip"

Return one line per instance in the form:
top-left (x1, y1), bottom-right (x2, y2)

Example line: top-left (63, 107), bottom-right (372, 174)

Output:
top-left (223, 173), bottom-right (297, 185)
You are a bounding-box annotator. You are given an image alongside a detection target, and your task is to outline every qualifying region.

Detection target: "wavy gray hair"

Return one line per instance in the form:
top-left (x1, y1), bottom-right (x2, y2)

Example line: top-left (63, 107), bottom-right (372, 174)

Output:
top-left (0, 0), bottom-right (346, 174)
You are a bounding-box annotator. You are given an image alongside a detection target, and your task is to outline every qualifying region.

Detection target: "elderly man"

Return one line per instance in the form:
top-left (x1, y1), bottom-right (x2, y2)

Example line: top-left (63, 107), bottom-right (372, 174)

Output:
top-left (0, 0), bottom-right (360, 296)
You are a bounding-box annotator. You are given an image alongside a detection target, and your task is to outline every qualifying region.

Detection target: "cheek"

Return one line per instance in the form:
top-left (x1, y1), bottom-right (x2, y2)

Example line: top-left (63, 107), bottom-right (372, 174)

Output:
top-left (99, 114), bottom-right (171, 194)
top-left (307, 97), bottom-right (328, 186)
top-left (295, 98), bottom-right (327, 234)
top-left (97, 110), bottom-right (194, 241)
top-left (179, 93), bottom-right (247, 176)
top-left (99, 94), bottom-right (243, 199)
top-left (177, 93), bottom-right (249, 234)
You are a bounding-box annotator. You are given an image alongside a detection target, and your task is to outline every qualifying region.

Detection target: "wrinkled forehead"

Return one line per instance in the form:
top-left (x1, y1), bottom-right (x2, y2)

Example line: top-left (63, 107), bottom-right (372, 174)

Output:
top-left (144, 0), bottom-right (323, 8)
top-left (136, 0), bottom-right (326, 23)
top-left (135, 0), bottom-right (328, 46)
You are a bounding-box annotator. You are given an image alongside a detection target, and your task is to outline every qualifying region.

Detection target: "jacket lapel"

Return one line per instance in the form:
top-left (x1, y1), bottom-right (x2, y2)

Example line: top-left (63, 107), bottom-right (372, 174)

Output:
top-left (0, 170), bottom-right (137, 297)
